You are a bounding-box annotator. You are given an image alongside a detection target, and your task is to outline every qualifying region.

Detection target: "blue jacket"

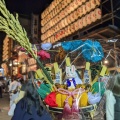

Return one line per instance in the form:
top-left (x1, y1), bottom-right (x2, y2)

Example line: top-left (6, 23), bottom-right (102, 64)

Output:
top-left (12, 99), bottom-right (52, 120)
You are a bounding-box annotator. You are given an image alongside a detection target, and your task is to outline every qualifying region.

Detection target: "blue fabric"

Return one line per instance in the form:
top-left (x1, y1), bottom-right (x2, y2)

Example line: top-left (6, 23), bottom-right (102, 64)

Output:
top-left (61, 40), bottom-right (83, 51)
top-left (82, 40), bottom-right (104, 63)
top-left (66, 78), bottom-right (76, 87)
top-left (41, 43), bottom-right (52, 50)
top-left (12, 99), bottom-right (52, 120)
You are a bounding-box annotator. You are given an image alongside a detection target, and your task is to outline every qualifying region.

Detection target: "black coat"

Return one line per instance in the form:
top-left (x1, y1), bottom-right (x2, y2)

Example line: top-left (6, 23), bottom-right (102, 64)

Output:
top-left (12, 99), bottom-right (52, 120)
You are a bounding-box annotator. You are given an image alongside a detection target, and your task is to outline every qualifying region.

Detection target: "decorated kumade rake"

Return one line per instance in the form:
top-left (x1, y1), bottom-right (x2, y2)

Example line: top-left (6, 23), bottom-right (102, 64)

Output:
top-left (0, 0), bottom-right (109, 120)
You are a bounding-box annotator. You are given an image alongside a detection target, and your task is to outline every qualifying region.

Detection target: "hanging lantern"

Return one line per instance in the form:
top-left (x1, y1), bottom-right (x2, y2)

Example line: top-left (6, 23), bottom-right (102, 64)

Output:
top-left (74, 20), bottom-right (79, 31)
top-left (77, 0), bottom-right (82, 6)
top-left (90, 11), bottom-right (96, 22)
top-left (86, 14), bottom-right (92, 25)
top-left (78, 18), bottom-right (83, 29)
top-left (82, 4), bottom-right (87, 15)
top-left (86, 1), bottom-right (91, 13)
top-left (95, 8), bottom-right (102, 20)
top-left (90, 0), bottom-right (96, 10)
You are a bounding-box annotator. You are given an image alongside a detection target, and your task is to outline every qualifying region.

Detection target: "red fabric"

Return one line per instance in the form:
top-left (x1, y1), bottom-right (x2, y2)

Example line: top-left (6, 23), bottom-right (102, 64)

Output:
top-left (44, 92), bottom-right (58, 107)
top-left (37, 50), bottom-right (50, 60)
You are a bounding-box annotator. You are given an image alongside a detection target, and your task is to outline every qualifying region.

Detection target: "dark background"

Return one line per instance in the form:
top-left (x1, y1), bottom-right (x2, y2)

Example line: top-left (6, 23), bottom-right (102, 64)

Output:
top-left (5, 0), bottom-right (53, 15)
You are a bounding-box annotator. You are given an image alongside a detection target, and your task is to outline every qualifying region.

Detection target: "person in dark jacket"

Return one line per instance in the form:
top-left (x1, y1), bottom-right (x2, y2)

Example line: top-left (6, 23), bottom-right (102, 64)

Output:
top-left (12, 71), bottom-right (52, 120)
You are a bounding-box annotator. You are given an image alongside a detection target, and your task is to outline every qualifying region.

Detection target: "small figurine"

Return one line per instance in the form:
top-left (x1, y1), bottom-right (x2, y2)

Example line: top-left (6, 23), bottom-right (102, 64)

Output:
top-left (65, 65), bottom-right (82, 90)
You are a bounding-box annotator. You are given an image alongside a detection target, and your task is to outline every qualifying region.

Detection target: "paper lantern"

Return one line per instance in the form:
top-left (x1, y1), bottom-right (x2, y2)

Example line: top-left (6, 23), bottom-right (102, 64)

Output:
top-left (96, 0), bottom-right (101, 6)
top-left (63, 19), bottom-right (67, 28)
top-left (75, 20), bottom-right (79, 31)
top-left (64, 7), bottom-right (68, 16)
top-left (68, 26), bottom-right (71, 35)
top-left (71, 23), bottom-right (75, 33)
top-left (74, 11), bottom-right (78, 20)
top-left (70, 12), bottom-right (75, 22)
top-left (61, 1), bottom-right (66, 9)
top-left (69, 2), bottom-right (75, 13)
top-left (95, 8), bottom-right (102, 20)
top-left (64, 27), bottom-right (68, 36)
top-left (61, 20), bottom-right (65, 29)
top-left (67, 15), bottom-right (71, 25)
top-left (86, 1), bottom-right (91, 13)
top-left (64, 0), bottom-right (68, 8)
top-left (82, 0), bottom-right (87, 4)
top-left (77, 0), bottom-right (82, 6)
top-left (83, 16), bottom-right (87, 27)
top-left (90, 11), bottom-right (96, 22)
top-left (74, 0), bottom-right (79, 9)
top-left (90, 0), bottom-right (96, 10)
top-left (73, 22), bottom-right (77, 32)
top-left (82, 5), bottom-right (87, 15)
top-left (66, 0), bottom-right (72, 4)
top-left (86, 14), bottom-right (92, 25)
top-left (77, 7), bottom-right (82, 18)
top-left (68, 4), bottom-right (72, 14)
top-left (61, 11), bottom-right (66, 19)
top-left (78, 18), bottom-right (83, 29)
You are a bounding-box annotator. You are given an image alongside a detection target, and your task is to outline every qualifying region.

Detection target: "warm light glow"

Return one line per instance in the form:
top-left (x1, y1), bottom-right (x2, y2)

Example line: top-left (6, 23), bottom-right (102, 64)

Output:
top-left (104, 59), bottom-right (109, 64)
top-left (9, 63), bottom-right (12, 66)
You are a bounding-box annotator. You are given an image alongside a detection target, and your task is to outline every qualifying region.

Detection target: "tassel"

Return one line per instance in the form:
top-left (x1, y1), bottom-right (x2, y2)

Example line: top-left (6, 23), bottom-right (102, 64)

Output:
top-left (62, 101), bottom-right (72, 119)
top-left (72, 99), bottom-right (79, 113)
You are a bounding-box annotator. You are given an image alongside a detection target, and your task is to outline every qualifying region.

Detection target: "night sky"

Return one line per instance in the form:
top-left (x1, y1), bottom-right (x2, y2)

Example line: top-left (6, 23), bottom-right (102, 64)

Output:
top-left (5, 0), bottom-right (53, 15)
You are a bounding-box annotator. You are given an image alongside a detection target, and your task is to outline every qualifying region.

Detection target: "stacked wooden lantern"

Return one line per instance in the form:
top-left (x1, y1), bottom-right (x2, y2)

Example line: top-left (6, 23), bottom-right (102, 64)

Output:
top-left (41, 0), bottom-right (101, 43)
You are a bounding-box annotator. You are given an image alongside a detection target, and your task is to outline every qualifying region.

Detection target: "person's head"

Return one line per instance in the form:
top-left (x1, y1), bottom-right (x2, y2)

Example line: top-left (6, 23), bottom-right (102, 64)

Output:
top-left (112, 74), bottom-right (120, 97)
top-left (22, 71), bottom-right (45, 116)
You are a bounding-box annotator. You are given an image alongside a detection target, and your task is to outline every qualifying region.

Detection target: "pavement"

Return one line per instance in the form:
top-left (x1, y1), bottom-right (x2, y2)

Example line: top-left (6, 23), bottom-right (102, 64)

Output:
top-left (0, 93), bottom-right (12, 120)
